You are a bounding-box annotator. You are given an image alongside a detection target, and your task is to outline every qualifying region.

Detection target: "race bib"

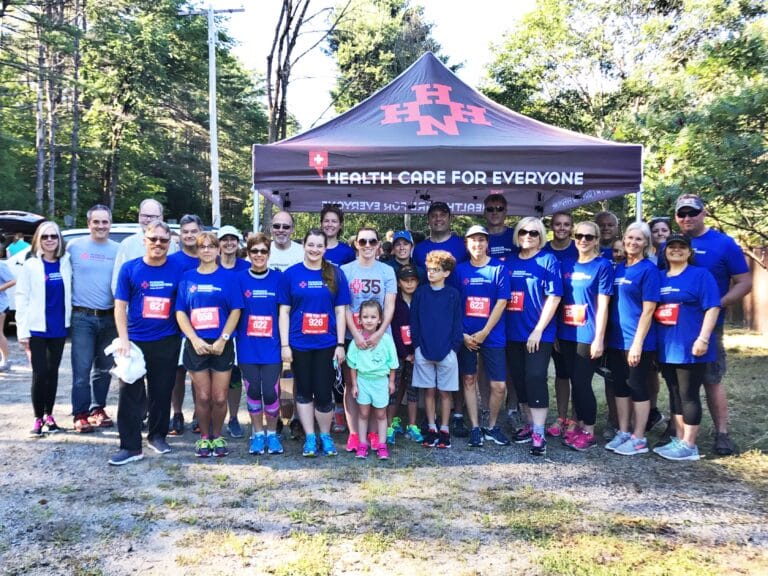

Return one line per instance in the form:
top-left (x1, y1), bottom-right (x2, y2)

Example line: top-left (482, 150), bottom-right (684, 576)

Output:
top-left (465, 296), bottom-right (490, 318)
top-left (401, 325), bottom-right (412, 346)
top-left (562, 304), bottom-right (587, 327)
top-left (247, 315), bottom-right (273, 337)
top-left (302, 312), bottom-right (329, 335)
top-left (142, 296), bottom-right (171, 320)
top-left (191, 307), bottom-right (220, 330)
top-left (507, 291), bottom-right (525, 312)
top-left (654, 303), bottom-right (679, 326)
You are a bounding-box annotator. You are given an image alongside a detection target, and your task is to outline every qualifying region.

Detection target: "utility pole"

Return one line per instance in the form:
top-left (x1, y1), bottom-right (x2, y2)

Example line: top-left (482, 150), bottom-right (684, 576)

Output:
top-left (179, 3), bottom-right (243, 229)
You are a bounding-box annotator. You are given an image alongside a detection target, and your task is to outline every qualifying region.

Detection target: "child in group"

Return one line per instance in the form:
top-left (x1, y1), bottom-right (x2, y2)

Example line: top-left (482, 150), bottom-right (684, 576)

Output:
top-left (612, 240), bottom-right (626, 267)
top-left (347, 299), bottom-right (399, 460)
top-left (410, 250), bottom-right (463, 448)
top-left (386, 265), bottom-right (423, 444)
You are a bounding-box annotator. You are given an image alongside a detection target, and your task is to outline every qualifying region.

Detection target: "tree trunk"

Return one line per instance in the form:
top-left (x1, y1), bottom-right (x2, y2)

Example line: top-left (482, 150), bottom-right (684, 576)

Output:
top-left (35, 25), bottom-right (46, 214)
top-left (69, 0), bottom-right (83, 225)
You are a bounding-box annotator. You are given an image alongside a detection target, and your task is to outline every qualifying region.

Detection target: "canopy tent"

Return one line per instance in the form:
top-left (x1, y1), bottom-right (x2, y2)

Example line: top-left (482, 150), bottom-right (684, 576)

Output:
top-left (252, 52), bottom-right (643, 216)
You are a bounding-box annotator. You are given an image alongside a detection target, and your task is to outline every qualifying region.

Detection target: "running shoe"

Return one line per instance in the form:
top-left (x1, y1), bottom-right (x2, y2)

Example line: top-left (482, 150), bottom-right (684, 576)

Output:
top-left (653, 437), bottom-right (681, 455)
top-left (346, 433), bottom-right (360, 452)
top-left (88, 407), bottom-right (113, 428)
top-left (569, 431), bottom-right (597, 451)
top-left (451, 414), bottom-right (469, 438)
top-left (390, 416), bottom-right (404, 435)
top-left (108, 449), bottom-right (144, 466)
top-left (602, 423), bottom-right (619, 440)
top-left (437, 430), bottom-right (452, 449)
top-left (356, 443), bottom-right (369, 459)
top-left (289, 419), bottom-right (304, 441)
top-left (147, 437), bottom-right (172, 454)
top-left (302, 433), bottom-right (317, 457)
top-left (645, 409), bottom-right (666, 433)
top-left (376, 444), bottom-right (390, 460)
top-left (386, 426), bottom-right (396, 445)
top-left (562, 426), bottom-right (583, 447)
top-left (73, 414), bottom-right (94, 433)
top-left (249, 433), bottom-right (266, 455)
top-left (546, 417), bottom-right (567, 438)
top-left (211, 437), bottom-right (229, 457)
top-left (44, 415), bottom-right (61, 434)
top-left (614, 435), bottom-right (649, 456)
top-left (405, 424), bottom-right (424, 443)
top-left (530, 432), bottom-right (547, 456)
top-left (226, 417), bottom-right (244, 438)
top-left (267, 433), bottom-right (284, 455)
top-left (191, 418), bottom-right (201, 434)
top-left (513, 424), bottom-right (533, 444)
top-left (483, 426), bottom-right (511, 446)
top-left (468, 426), bottom-right (484, 448)
top-left (713, 432), bottom-right (737, 456)
top-left (657, 441), bottom-right (700, 461)
top-left (605, 431), bottom-right (631, 452)
top-left (422, 429), bottom-right (439, 447)
top-left (367, 432), bottom-right (380, 451)
top-left (168, 412), bottom-right (185, 436)
top-left (195, 438), bottom-right (213, 458)
top-left (320, 433), bottom-right (337, 456)
top-left (332, 408), bottom-right (347, 433)
top-left (29, 418), bottom-right (44, 438)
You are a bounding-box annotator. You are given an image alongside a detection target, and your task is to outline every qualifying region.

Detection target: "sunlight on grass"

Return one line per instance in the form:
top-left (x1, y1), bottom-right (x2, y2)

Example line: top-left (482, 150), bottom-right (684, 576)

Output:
top-left (273, 532), bottom-right (332, 576)
top-left (713, 449), bottom-right (768, 501)
top-left (176, 530), bottom-right (261, 567)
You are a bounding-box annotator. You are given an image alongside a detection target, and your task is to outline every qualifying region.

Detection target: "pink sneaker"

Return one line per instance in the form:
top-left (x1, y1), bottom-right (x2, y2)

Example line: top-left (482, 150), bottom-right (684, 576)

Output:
top-left (356, 443), bottom-right (369, 459)
top-left (377, 444), bottom-right (390, 460)
top-left (332, 408), bottom-right (347, 433)
top-left (346, 433), bottom-right (360, 452)
top-left (570, 431), bottom-right (597, 451)
top-left (367, 432), bottom-right (380, 450)
top-left (562, 425), bottom-right (583, 446)
top-left (546, 417), bottom-right (566, 438)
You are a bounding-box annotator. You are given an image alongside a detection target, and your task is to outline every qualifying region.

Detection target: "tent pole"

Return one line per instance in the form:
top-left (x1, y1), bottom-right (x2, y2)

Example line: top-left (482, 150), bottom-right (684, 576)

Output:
top-left (635, 189), bottom-right (643, 222)
top-left (253, 187), bottom-right (260, 233)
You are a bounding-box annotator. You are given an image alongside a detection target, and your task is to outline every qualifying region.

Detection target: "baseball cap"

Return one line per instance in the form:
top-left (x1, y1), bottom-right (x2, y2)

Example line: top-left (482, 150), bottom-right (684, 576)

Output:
top-left (665, 233), bottom-right (691, 248)
top-left (674, 196), bottom-right (704, 212)
top-left (397, 265), bottom-right (420, 280)
top-left (217, 225), bottom-right (243, 241)
top-left (465, 224), bottom-right (489, 238)
top-left (393, 230), bottom-right (414, 244)
top-left (427, 201), bottom-right (451, 215)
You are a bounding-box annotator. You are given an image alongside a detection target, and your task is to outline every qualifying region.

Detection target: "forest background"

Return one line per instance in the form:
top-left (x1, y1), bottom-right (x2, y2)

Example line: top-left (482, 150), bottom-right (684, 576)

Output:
top-left (0, 0), bottom-right (765, 252)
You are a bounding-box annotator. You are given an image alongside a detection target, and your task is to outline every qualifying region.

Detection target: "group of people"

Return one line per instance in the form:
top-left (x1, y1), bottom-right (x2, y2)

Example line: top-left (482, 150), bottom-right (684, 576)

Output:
top-left (11, 190), bottom-right (750, 465)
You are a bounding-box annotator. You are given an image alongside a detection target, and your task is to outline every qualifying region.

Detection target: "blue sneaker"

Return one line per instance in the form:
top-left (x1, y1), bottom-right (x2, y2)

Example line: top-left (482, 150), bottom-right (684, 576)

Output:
top-left (386, 426), bottom-right (396, 445)
top-left (319, 433), bottom-right (337, 456)
top-left (653, 437), bottom-right (681, 455)
top-left (391, 416), bottom-right (404, 435)
top-left (249, 433), bottom-right (266, 455)
top-left (303, 434), bottom-right (317, 457)
top-left (468, 426), bottom-right (484, 447)
top-left (657, 440), bottom-right (700, 461)
top-left (605, 431), bottom-right (631, 452)
top-left (405, 424), bottom-right (424, 443)
top-left (483, 425), bottom-right (511, 446)
top-left (614, 435), bottom-right (649, 456)
top-left (227, 417), bottom-right (244, 438)
top-left (267, 433), bottom-right (284, 455)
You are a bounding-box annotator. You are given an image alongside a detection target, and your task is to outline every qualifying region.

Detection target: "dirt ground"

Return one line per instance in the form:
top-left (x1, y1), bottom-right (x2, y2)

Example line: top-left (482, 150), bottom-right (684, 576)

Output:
top-left (1, 332), bottom-right (767, 576)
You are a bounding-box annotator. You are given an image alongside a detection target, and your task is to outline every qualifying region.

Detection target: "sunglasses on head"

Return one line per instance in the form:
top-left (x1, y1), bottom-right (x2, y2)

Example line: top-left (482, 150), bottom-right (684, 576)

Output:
top-left (357, 238), bottom-right (378, 246)
top-left (272, 223), bottom-right (291, 230)
top-left (249, 248), bottom-right (269, 255)
top-left (518, 229), bottom-right (540, 238)
top-left (676, 208), bottom-right (702, 219)
top-left (575, 233), bottom-right (596, 241)
top-left (145, 236), bottom-right (170, 245)
top-left (485, 206), bottom-right (505, 213)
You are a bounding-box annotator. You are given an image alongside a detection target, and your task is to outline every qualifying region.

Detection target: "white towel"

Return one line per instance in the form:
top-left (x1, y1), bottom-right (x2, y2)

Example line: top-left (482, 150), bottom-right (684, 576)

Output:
top-left (104, 339), bottom-right (147, 384)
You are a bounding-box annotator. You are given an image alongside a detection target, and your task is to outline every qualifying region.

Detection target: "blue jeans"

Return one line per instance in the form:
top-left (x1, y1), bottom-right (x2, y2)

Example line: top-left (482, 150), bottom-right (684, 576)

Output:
top-left (70, 311), bottom-right (117, 416)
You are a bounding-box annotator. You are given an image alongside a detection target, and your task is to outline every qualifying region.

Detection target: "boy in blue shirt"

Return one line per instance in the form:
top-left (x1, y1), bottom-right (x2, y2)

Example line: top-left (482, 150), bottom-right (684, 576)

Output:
top-left (411, 250), bottom-right (463, 448)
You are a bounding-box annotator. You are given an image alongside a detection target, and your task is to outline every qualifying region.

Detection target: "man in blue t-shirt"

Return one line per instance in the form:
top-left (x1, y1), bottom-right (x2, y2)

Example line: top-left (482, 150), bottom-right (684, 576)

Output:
top-left (674, 193), bottom-right (752, 455)
top-left (482, 194), bottom-right (516, 262)
top-left (412, 202), bottom-right (468, 270)
top-left (596, 211), bottom-right (621, 261)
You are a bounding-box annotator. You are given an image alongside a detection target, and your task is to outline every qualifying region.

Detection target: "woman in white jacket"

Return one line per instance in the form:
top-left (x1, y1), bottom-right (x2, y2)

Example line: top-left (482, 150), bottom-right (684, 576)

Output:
top-left (16, 221), bottom-right (72, 437)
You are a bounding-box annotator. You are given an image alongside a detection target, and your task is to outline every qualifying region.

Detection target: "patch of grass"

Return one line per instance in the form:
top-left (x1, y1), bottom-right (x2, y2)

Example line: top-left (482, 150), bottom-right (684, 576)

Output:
top-left (133, 504), bottom-right (164, 522)
top-left (213, 472), bottom-right (231, 488)
top-left (602, 515), bottom-right (677, 537)
top-left (356, 531), bottom-right (394, 555)
top-left (163, 496), bottom-right (190, 510)
top-left (51, 521), bottom-right (82, 545)
top-left (286, 498), bottom-right (325, 526)
top-left (364, 500), bottom-right (412, 532)
top-left (714, 449), bottom-right (768, 503)
top-left (489, 486), bottom-right (581, 541)
top-left (273, 532), bottom-right (332, 576)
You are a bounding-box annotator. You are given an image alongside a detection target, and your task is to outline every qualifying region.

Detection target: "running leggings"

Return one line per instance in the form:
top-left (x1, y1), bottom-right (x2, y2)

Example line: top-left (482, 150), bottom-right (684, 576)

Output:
top-left (240, 363), bottom-right (281, 416)
top-left (606, 348), bottom-right (653, 402)
top-left (29, 336), bottom-right (66, 419)
top-left (661, 363), bottom-right (706, 426)
top-left (506, 341), bottom-right (553, 408)
top-left (558, 339), bottom-right (599, 426)
top-left (292, 346), bottom-right (335, 412)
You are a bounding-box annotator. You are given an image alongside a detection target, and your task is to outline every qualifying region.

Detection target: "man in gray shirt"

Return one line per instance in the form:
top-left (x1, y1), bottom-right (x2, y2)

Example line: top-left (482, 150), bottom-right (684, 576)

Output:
top-left (68, 205), bottom-right (120, 432)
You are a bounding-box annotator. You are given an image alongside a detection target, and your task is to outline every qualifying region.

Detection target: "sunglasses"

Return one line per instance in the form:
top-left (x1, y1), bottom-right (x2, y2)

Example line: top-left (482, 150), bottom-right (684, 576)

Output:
top-left (676, 209), bottom-right (702, 219)
top-left (485, 206), bottom-right (505, 213)
top-left (518, 229), bottom-right (540, 238)
top-left (40, 234), bottom-right (59, 241)
top-left (357, 238), bottom-right (379, 246)
top-left (272, 223), bottom-right (291, 230)
top-left (146, 236), bottom-right (170, 245)
top-left (249, 248), bottom-right (269, 255)
top-left (574, 233), bottom-right (597, 241)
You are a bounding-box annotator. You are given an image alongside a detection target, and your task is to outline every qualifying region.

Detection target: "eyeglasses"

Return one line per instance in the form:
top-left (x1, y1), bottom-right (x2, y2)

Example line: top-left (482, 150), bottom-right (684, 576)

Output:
top-left (574, 233), bottom-right (597, 241)
top-left (139, 213), bottom-right (161, 220)
top-left (272, 223), bottom-right (292, 230)
top-left (485, 206), bottom-right (505, 213)
top-left (249, 248), bottom-right (269, 255)
top-left (198, 244), bottom-right (217, 250)
top-left (518, 229), bottom-right (540, 238)
top-left (357, 238), bottom-right (379, 247)
top-left (676, 209), bottom-right (702, 219)
top-left (426, 267), bottom-right (444, 274)
top-left (40, 234), bottom-right (58, 241)
top-left (145, 236), bottom-right (170, 245)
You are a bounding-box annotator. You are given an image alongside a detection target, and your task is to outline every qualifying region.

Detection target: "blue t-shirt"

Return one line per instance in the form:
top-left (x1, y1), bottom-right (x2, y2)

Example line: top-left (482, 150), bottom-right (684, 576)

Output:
top-left (278, 263), bottom-right (351, 351)
top-left (656, 265), bottom-right (721, 364)
top-left (115, 257), bottom-right (183, 341)
top-left (0, 260), bottom-right (14, 311)
top-left (325, 242), bottom-right (356, 267)
top-left (542, 240), bottom-right (578, 262)
top-left (167, 250), bottom-right (199, 272)
top-left (607, 259), bottom-right (661, 351)
top-left (31, 259), bottom-right (67, 338)
top-left (600, 246), bottom-right (614, 260)
top-left (235, 268), bottom-right (282, 364)
top-left (221, 258), bottom-right (250, 272)
top-left (411, 284), bottom-right (463, 361)
top-left (558, 257), bottom-right (614, 344)
top-left (455, 258), bottom-right (510, 348)
top-left (488, 228), bottom-right (517, 261)
top-left (504, 251), bottom-right (562, 343)
top-left (341, 259), bottom-right (397, 339)
top-left (412, 234), bottom-right (468, 269)
top-left (176, 267), bottom-right (245, 340)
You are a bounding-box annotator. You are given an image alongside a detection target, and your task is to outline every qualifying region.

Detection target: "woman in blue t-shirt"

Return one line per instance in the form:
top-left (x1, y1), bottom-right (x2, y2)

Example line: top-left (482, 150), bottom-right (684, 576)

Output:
top-left (16, 222), bottom-right (72, 437)
top-left (605, 222), bottom-right (661, 456)
top-left (176, 232), bottom-right (244, 458)
top-left (557, 221), bottom-right (614, 451)
top-left (236, 233), bottom-right (284, 456)
top-left (321, 205), bottom-right (356, 267)
top-left (653, 234), bottom-right (720, 461)
top-left (279, 229), bottom-right (350, 458)
top-left (504, 217), bottom-right (562, 456)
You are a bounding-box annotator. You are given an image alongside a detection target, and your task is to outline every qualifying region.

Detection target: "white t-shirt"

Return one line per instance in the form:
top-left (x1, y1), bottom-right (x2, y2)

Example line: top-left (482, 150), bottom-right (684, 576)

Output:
top-left (268, 241), bottom-right (304, 272)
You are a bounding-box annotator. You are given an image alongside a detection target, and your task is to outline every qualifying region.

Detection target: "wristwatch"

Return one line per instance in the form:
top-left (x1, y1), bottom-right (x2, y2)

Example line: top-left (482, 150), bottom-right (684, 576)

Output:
top-left (221, 333), bottom-right (230, 341)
